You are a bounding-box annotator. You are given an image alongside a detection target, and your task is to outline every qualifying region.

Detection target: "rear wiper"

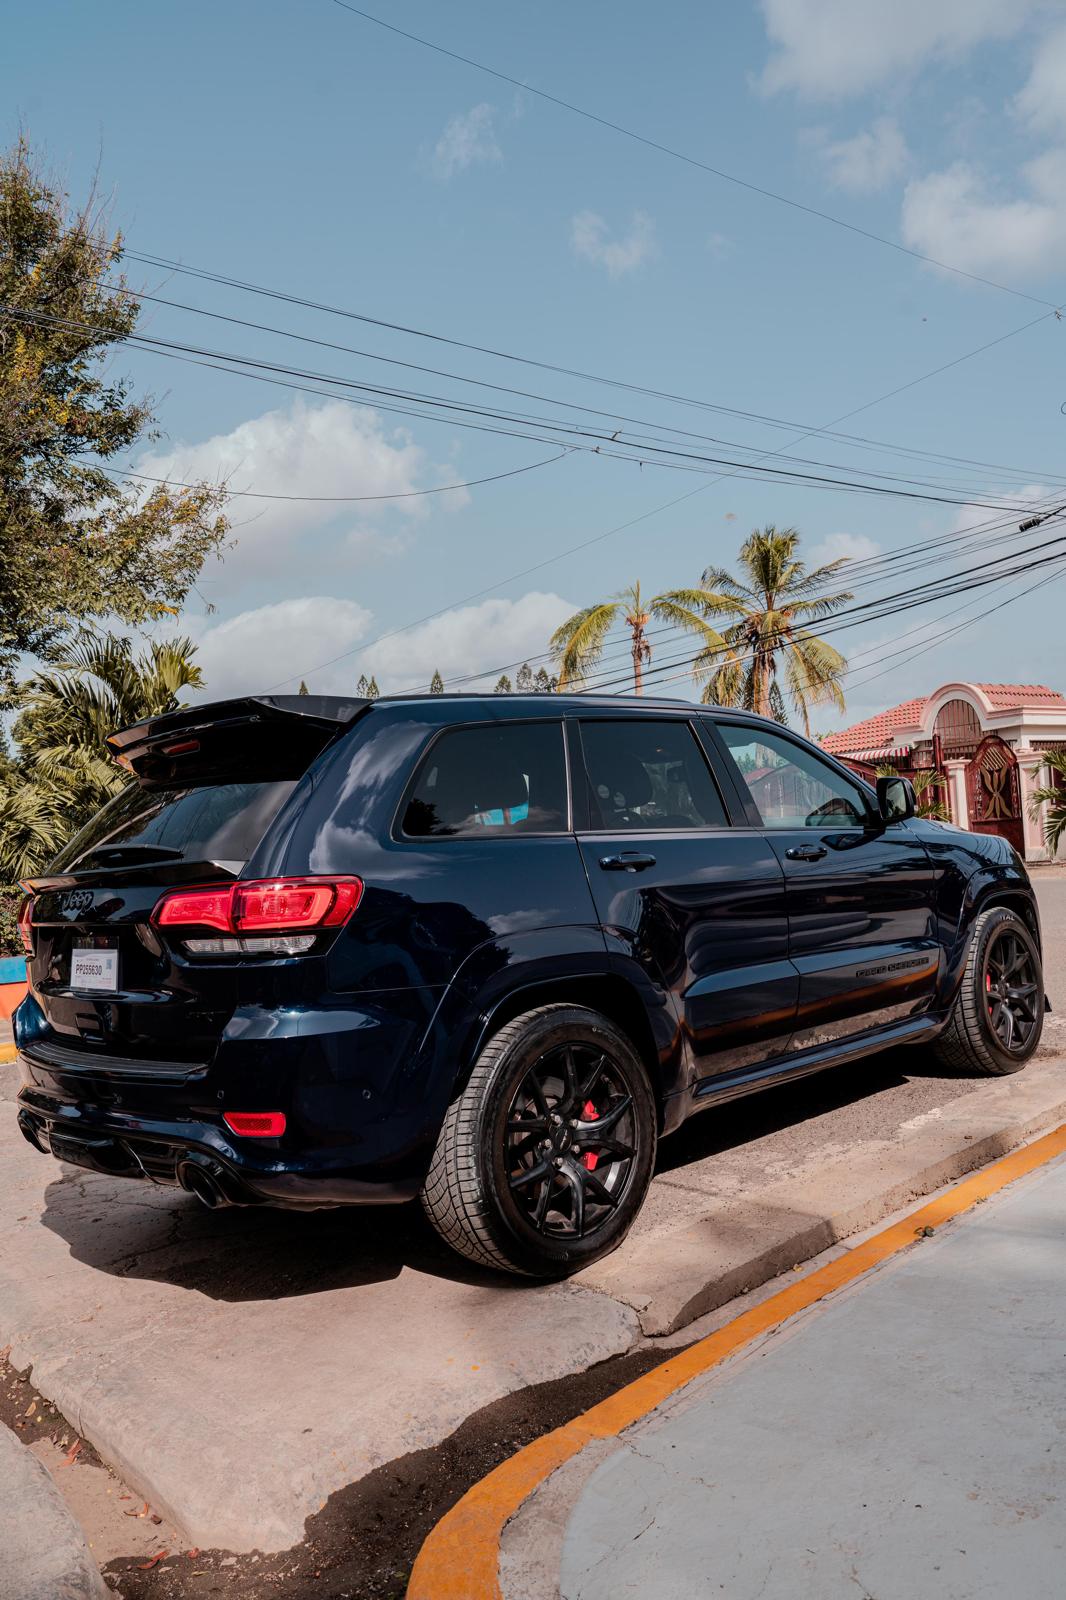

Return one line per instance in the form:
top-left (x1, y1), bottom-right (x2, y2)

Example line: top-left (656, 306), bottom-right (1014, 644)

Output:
top-left (86, 845), bottom-right (186, 865)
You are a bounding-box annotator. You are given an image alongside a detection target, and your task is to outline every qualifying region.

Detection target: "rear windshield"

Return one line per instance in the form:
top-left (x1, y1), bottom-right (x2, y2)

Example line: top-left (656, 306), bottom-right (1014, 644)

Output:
top-left (51, 780), bottom-right (298, 874)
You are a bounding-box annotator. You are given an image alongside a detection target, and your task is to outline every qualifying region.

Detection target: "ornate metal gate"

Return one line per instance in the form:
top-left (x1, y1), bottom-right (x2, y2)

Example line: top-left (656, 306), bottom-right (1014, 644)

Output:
top-left (965, 735), bottom-right (1023, 854)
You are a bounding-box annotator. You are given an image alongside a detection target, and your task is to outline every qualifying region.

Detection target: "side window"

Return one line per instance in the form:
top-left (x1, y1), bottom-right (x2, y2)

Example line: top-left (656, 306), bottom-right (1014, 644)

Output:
top-left (579, 719), bottom-right (728, 831)
top-left (715, 722), bottom-right (871, 830)
top-left (401, 722), bottom-right (567, 838)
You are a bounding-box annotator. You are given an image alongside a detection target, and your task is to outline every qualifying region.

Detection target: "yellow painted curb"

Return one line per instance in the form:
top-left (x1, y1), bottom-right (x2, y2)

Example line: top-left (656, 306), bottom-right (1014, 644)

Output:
top-left (0, 1042), bottom-right (17, 1064)
top-left (407, 1122), bottom-right (1066, 1600)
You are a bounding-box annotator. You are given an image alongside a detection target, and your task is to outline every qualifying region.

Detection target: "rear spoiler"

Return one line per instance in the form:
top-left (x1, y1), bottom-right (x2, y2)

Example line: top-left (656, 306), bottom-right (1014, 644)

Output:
top-left (106, 695), bottom-right (368, 786)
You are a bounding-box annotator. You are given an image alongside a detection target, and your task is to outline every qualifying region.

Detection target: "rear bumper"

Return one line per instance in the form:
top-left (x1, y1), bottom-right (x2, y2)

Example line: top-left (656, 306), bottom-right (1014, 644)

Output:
top-left (15, 1046), bottom-right (425, 1208)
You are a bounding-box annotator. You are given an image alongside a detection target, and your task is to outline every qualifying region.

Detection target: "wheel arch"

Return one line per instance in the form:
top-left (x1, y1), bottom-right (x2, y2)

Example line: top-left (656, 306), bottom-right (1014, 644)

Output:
top-left (471, 974), bottom-right (670, 1122)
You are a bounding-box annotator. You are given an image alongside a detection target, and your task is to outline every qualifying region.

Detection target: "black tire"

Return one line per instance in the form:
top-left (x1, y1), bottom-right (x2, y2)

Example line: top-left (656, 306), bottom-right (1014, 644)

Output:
top-left (931, 907), bottom-right (1044, 1076)
top-left (420, 1004), bottom-right (657, 1278)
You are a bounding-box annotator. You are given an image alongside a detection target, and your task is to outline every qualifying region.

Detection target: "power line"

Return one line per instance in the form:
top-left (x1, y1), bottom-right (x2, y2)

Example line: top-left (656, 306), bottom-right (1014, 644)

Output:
top-left (10, 303), bottom-right (1037, 512)
top-left (103, 447), bottom-right (573, 502)
top-left (330, 1), bottom-right (1057, 311)
top-left (117, 254), bottom-right (1063, 489)
top-left (105, 279), bottom-right (1066, 492)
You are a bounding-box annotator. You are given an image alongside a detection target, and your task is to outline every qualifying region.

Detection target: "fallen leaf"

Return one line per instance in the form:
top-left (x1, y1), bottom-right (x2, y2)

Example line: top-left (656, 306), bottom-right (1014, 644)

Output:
top-left (187, 1549), bottom-right (200, 1560)
top-left (150, 1515), bottom-right (162, 1526)
top-left (58, 1440), bottom-right (82, 1467)
top-left (124, 1502), bottom-right (150, 1519)
top-left (24, 1400), bottom-right (36, 1418)
top-left (138, 1550), bottom-right (168, 1571)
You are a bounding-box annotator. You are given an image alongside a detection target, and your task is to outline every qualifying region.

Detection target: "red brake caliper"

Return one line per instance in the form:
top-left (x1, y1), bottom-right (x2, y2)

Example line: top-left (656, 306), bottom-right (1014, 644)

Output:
top-left (582, 1100), bottom-right (599, 1171)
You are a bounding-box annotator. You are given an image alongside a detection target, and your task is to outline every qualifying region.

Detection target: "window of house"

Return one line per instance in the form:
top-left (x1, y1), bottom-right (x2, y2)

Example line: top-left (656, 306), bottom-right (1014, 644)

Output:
top-left (715, 723), bottom-right (871, 830)
top-left (579, 720), bottom-right (728, 831)
top-left (401, 722), bottom-right (568, 837)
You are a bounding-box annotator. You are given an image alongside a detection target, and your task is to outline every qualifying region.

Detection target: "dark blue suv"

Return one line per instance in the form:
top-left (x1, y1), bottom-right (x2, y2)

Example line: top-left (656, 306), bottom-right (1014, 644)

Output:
top-left (15, 692), bottom-right (1044, 1276)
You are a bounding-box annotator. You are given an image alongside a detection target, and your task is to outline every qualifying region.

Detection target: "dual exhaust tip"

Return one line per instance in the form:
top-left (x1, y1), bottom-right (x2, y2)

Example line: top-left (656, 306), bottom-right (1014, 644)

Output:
top-left (177, 1153), bottom-right (243, 1210)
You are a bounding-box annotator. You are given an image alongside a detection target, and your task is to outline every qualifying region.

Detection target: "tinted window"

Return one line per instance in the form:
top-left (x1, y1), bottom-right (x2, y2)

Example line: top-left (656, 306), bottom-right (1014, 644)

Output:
top-left (715, 723), bottom-right (871, 829)
top-left (53, 780), bottom-right (299, 872)
top-left (579, 720), bottom-right (727, 831)
top-left (401, 722), bottom-right (567, 838)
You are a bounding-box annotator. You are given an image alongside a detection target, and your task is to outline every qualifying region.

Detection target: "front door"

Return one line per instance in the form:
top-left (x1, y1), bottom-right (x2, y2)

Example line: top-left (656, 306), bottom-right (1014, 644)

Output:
top-left (571, 715), bottom-right (797, 1088)
top-left (710, 720), bottom-right (940, 1051)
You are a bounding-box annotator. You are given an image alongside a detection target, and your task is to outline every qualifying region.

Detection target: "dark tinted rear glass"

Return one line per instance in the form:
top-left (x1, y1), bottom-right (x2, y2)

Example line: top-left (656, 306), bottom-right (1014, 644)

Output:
top-left (52, 781), bottom-right (298, 874)
top-left (401, 721), bottom-right (567, 837)
top-left (579, 719), bottom-right (728, 830)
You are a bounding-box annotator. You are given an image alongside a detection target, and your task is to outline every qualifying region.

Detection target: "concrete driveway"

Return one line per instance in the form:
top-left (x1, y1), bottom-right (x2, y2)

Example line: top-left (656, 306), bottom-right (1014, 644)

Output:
top-left (1, 872), bottom-right (1064, 1554)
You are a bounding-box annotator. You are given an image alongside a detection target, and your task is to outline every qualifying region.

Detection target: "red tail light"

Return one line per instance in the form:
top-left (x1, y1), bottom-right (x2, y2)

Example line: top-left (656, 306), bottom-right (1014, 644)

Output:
top-left (17, 895), bottom-right (33, 955)
top-left (153, 876), bottom-right (363, 941)
top-left (223, 1111), bottom-right (286, 1138)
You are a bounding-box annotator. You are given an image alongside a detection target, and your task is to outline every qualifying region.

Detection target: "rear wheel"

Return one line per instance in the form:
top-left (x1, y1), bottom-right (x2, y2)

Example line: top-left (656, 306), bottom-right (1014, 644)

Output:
top-left (421, 1004), bottom-right (657, 1277)
top-left (931, 907), bottom-right (1043, 1075)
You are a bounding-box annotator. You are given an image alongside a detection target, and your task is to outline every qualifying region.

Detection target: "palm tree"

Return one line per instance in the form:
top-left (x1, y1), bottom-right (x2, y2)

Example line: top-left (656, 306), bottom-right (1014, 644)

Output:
top-left (694, 527), bottom-right (853, 732)
top-left (0, 633), bottom-right (202, 879)
top-left (1029, 751), bottom-right (1066, 856)
top-left (550, 580), bottom-right (722, 695)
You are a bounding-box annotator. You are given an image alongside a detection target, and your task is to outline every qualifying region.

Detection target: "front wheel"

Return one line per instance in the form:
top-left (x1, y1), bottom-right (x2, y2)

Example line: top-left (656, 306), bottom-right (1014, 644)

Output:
top-left (421, 1004), bottom-right (657, 1277)
top-left (931, 907), bottom-right (1044, 1075)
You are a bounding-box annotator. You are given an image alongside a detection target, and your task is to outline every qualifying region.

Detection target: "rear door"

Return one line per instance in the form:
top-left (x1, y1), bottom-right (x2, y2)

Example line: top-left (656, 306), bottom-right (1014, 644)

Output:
top-left (572, 714), bottom-right (797, 1088)
top-left (709, 719), bottom-right (940, 1051)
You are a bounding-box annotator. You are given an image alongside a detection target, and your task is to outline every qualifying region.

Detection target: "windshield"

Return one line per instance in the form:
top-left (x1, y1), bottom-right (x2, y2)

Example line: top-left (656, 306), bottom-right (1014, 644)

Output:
top-left (51, 780), bottom-right (298, 874)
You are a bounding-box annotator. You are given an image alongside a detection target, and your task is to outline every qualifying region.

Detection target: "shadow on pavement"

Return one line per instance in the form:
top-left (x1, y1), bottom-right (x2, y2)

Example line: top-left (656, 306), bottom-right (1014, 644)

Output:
top-left (38, 1046), bottom-right (972, 1303)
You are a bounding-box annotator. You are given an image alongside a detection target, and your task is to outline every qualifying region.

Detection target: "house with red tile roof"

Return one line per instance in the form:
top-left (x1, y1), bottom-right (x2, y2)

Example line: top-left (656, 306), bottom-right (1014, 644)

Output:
top-left (821, 682), bottom-right (1066, 860)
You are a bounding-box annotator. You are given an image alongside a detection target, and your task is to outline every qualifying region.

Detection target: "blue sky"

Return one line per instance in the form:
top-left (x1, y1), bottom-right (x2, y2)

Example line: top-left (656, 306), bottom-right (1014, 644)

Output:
top-left (5, 0), bottom-right (1066, 730)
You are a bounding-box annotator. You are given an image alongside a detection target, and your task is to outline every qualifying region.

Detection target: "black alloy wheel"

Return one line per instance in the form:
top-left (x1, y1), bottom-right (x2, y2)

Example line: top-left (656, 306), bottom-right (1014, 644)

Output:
top-left (421, 1004), bottom-right (657, 1277)
top-left (932, 906), bottom-right (1044, 1075)
top-left (983, 923), bottom-right (1041, 1055)
top-left (504, 1042), bottom-right (637, 1241)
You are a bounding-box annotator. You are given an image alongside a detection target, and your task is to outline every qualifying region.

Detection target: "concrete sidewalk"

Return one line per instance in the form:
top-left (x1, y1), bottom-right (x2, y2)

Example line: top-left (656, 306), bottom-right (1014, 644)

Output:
top-left (507, 1152), bottom-right (1066, 1599)
top-left (0, 1423), bottom-right (107, 1600)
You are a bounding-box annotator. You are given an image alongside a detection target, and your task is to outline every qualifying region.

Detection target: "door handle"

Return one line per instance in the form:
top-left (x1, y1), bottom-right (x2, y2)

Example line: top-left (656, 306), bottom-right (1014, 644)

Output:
top-left (599, 852), bottom-right (657, 872)
top-left (785, 844), bottom-right (827, 862)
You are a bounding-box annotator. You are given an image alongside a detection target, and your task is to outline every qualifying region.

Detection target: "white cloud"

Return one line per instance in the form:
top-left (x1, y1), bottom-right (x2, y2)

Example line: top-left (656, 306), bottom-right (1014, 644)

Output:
top-left (191, 597), bottom-right (373, 699)
top-left (135, 399), bottom-right (462, 590)
top-left (570, 210), bottom-right (657, 278)
top-left (901, 150), bottom-right (1066, 278)
top-left (184, 590), bottom-right (576, 701)
top-left (431, 103), bottom-right (502, 180)
top-left (356, 591), bottom-right (575, 695)
top-left (1014, 23), bottom-right (1066, 134)
top-left (807, 531), bottom-right (881, 568)
top-left (758, 0), bottom-right (1034, 99)
top-left (809, 117), bottom-right (908, 193)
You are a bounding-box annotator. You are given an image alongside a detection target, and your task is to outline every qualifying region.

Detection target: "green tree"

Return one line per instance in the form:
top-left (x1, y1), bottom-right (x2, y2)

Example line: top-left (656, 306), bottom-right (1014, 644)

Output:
top-left (0, 632), bottom-right (203, 878)
top-left (694, 527), bottom-right (852, 732)
top-left (298, 680), bottom-right (309, 695)
top-left (1029, 752), bottom-right (1066, 856)
top-left (515, 662), bottom-right (534, 693)
top-left (366, 675), bottom-right (379, 700)
top-left (0, 140), bottom-right (228, 680)
top-left (550, 580), bottom-right (714, 695)
top-left (430, 669), bottom-right (444, 694)
top-left (494, 674), bottom-right (512, 693)
top-left (534, 667), bottom-right (556, 694)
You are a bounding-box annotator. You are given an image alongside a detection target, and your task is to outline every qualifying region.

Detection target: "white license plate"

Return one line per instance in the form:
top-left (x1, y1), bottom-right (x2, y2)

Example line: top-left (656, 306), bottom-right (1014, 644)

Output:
top-left (70, 946), bottom-right (119, 993)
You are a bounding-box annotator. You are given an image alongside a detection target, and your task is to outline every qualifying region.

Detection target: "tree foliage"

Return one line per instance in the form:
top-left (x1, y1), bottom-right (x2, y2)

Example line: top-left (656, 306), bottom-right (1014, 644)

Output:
top-left (550, 580), bottom-right (716, 695)
top-left (0, 632), bottom-right (203, 879)
top-left (0, 139), bottom-right (228, 679)
top-left (1029, 751), bottom-right (1066, 856)
top-left (695, 527), bottom-right (852, 732)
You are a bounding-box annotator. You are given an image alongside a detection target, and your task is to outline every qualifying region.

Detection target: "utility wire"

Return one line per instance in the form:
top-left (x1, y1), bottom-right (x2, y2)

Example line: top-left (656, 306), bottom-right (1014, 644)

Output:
top-left (8, 304), bottom-right (1036, 511)
top-left (330, 1), bottom-right (1058, 311)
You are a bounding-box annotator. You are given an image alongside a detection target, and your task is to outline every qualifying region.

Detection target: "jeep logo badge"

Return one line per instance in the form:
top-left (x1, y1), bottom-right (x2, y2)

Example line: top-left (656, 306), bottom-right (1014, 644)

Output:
top-left (59, 888), bottom-right (93, 916)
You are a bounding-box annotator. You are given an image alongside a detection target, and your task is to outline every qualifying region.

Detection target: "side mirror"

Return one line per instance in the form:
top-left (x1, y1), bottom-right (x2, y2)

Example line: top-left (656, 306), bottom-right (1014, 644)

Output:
top-left (876, 774), bottom-right (916, 823)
